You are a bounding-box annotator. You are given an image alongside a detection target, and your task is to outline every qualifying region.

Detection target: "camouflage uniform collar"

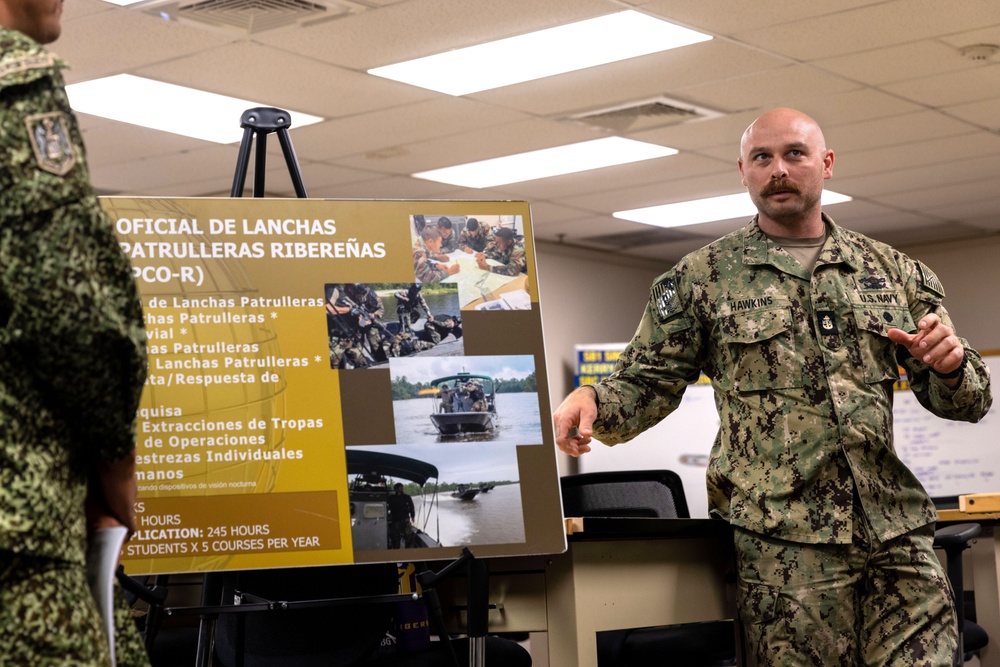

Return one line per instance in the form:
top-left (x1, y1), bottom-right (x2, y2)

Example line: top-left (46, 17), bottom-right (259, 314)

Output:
top-left (0, 25), bottom-right (66, 71)
top-left (1, 25), bottom-right (44, 53)
top-left (741, 213), bottom-right (859, 276)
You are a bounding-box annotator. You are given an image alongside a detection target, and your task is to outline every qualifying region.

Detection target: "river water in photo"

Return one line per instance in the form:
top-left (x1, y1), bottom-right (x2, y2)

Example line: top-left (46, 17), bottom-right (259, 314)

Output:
top-left (412, 482), bottom-right (525, 547)
top-left (392, 393), bottom-right (544, 444)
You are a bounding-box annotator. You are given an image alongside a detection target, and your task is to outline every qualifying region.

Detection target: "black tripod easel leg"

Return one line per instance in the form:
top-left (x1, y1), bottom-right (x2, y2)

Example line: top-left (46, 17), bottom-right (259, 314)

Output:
top-left (230, 106), bottom-right (308, 198)
top-left (189, 107), bottom-right (310, 666)
top-left (417, 547), bottom-right (492, 667)
top-left (466, 556), bottom-right (489, 667)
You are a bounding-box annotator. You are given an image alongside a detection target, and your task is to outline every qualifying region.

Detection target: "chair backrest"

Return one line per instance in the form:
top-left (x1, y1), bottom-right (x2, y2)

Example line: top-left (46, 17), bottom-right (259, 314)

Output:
top-left (560, 470), bottom-right (690, 519)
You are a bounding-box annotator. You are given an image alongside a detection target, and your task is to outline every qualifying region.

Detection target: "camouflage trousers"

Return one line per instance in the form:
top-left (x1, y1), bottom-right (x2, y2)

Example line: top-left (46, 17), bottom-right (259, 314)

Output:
top-left (329, 336), bottom-right (368, 369)
top-left (0, 552), bottom-right (150, 666)
top-left (734, 518), bottom-right (956, 667)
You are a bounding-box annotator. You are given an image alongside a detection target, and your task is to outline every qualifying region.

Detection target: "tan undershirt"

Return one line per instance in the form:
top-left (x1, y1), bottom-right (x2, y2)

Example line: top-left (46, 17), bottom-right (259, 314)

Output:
top-left (765, 229), bottom-right (827, 273)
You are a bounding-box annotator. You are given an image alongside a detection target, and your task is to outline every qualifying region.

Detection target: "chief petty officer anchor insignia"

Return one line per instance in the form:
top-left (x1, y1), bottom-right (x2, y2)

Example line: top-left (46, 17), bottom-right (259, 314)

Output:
top-left (816, 310), bottom-right (839, 336)
top-left (25, 111), bottom-right (76, 176)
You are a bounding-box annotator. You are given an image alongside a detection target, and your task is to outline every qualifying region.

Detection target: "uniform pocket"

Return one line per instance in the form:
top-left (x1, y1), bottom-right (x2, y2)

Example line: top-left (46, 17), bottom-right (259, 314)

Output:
top-left (851, 303), bottom-right (914, 383)
top-left (718, 306), bottom-right (801, 391)
top-left (737, 580), bottom-right (782, 625)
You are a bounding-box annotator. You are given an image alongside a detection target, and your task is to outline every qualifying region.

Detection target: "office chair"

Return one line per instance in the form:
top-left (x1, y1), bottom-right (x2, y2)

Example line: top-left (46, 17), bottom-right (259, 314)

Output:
top-left (559, 469), bottom-right (689, 519)
top-left (560, 470), bottom-right (736, 667)
top-left (934, 523), bottom-right (989, 666)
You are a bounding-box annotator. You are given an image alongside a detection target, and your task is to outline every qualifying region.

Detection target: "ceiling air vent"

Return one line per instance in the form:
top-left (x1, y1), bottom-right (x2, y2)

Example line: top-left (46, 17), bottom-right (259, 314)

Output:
top-left (145, 0), bottom-right (372, 34)
top-left (570, 96), bottom-right (723, 133)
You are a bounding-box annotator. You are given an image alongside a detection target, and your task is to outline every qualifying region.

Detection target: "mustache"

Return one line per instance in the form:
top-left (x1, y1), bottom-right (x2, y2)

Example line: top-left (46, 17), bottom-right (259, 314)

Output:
top-left (760, 179), bottom-right (800, 197)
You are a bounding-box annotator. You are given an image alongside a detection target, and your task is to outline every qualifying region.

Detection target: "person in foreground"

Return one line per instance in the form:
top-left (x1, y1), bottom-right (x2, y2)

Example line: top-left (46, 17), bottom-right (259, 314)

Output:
top-left (553, 107), bottom-right (992, 667)
top-left (1, 0), bottom-right (150, 664)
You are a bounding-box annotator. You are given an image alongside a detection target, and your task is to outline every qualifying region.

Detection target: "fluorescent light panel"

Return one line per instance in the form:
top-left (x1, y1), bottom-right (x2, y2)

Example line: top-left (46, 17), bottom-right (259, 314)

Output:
top-left (615, 191), bottom-right (853, 228)
top-left (65, 74), bottom-right (322, 144)
top-left (369, 10), bottom-right (712, 96)
top-left (413, 137), bottom-right (677, 189)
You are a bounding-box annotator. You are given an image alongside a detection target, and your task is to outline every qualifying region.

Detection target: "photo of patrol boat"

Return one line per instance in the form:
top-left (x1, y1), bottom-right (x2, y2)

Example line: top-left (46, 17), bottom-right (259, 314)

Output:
top-left (347, 449), bottom-right (442, 551)
top-left (429, 372), bottom-right (498, 435)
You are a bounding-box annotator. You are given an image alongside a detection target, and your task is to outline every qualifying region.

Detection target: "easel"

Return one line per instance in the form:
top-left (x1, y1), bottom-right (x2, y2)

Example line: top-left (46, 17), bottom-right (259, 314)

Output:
top-left (146, 107), bottom-right (495, 667)
top-left (230, 106), bottom-right (308, 198)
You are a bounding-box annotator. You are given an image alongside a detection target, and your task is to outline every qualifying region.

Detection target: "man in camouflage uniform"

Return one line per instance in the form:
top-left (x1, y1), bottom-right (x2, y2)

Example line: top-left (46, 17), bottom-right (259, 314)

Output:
top-left (413, 226), bottom-right (459, 284)
top-left (343, 282), bottom-right (386, 357)
top-left (1, 1), bottom-right (150, 664)
top-left (382, 330), bottom-right (435, 358)
top-left (476, 227), bottom-right (526, 276)
top-left (553, 108), bottom-right (993, 667)
top-left (325, 283), bottom-right (369, 368)
top-left (436, 216), bottom-right (457, 254)
top-left (395, 283), bottom-right (433, 334)
top-left (457, 217), bottom-right (491, 254)
top-left (421, 314), bottom-right (461, 344)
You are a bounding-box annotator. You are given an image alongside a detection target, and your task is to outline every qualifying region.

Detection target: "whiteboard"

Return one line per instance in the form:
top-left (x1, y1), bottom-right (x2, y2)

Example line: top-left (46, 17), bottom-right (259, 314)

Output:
top-left (580, 357), bottom-right (999, 518)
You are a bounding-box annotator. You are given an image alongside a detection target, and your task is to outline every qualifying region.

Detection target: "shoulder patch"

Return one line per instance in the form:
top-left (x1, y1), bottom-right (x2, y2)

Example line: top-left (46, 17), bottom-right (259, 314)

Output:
top-left (651, 275), bottom-right (681, 322)
top-left (25, 111), bottom-right (77, 176)
top-left (916, 261), bottom-right (945, 299)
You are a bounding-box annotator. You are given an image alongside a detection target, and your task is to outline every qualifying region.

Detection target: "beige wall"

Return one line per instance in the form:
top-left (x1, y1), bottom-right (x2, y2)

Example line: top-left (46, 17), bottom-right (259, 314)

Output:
top-left (901, 234), bottom-right (1000, 355)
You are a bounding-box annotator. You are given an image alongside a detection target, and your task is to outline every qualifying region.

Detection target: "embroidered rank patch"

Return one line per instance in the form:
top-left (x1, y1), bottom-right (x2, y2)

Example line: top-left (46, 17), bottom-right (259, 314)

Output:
top-left (916, 261), bottom-right (945, 298)
top-left (651, 276), bottom-right (680, 322)
top-left (816, 310), bottom-right (839, 335)
top-left (25, 111), bottom-right (76, 176)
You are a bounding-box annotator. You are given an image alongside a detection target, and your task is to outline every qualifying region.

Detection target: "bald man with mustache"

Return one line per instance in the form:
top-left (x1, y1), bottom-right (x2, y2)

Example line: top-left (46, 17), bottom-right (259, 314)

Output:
top-left (553, 108), bottom-right (992, 666)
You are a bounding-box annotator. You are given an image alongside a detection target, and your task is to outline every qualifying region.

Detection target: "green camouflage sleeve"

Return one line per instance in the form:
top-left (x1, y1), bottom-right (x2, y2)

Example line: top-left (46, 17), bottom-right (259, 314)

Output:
top-left (895, 259), bottom-right (992, 422)
top-left (592, 268), bottom-right (704, 444)
top-left (413, 246), bottom-right (448, 283)
top-left (485, 242), bottom-right (526, 276)
top-left (457, 229), bottom-right (474, 251)
top-left (0, 33), bottom-right (147, 462)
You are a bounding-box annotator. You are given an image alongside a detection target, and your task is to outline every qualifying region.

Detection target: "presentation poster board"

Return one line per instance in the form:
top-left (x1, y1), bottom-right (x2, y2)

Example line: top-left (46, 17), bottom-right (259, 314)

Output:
top-left (578, 350), bottom-right (999, 518)
top-left (101, 197), bottom-right (565, 575)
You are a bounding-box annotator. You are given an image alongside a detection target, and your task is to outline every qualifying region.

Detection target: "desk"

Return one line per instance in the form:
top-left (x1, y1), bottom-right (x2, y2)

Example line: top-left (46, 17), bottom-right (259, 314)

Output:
top-left (939, 509), bottom-right (1000, 667)
top-left (439, 518), bottom-right (738, 667)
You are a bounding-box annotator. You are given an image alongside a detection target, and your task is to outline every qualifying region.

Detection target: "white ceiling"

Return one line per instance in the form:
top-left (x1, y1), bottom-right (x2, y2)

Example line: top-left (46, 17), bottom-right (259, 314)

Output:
top-left (58, 0), bottom-right (1000, 264)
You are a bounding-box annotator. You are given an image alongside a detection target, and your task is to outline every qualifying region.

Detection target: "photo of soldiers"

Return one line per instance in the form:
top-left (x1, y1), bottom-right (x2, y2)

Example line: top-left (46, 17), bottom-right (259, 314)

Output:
top-left (421, 314), bottom-right (461, 345)
top-left (457, 217), bottom-right (491, 254)
top-left (324, 283), bottom-right (463, 367)
top-left (476, 227), bottom-right (526, 276)
top-left (413, 226), bottom-right (459, 283)
top-left (436, 216), bottom-right (458, 255)
top-left (325, 283), bottom-right (370, 369)
top-left (395, 283), bottom-right (432, 334)
top-left (347, 283), bottom-right (386, 353)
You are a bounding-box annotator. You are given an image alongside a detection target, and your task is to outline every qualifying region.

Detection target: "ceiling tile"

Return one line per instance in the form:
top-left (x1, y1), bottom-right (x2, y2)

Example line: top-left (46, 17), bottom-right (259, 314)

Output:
top-left (287, 97), bottom-right (532, 162)
top-left (672, 64), bottom-right (858, 113)
top-left (467, 39), bottom-right (786, 117)
top-left (253, 0), bottom-right (617, 70)
top-left (814, 40), bottom-right (973, 85)
top-left (733, 0), bottom-right (1000, 62)
top-left (631, 0), bottom-right (876, 36)
top-left (883, 64), bottom-right (1000, 107)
